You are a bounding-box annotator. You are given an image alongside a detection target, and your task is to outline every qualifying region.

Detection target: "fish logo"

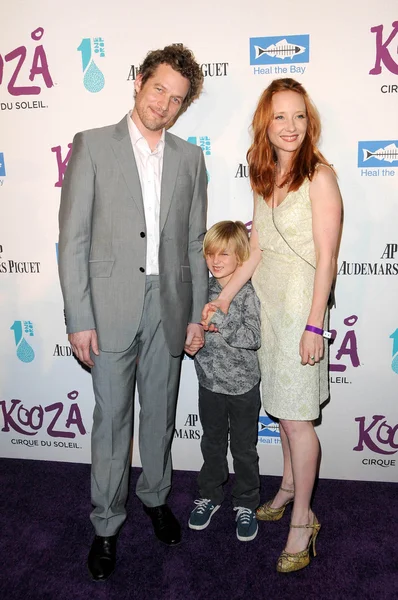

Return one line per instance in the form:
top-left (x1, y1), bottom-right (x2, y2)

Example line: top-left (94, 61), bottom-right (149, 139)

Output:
top-left (250, 35), bottom-right (309, 65)
top-left (258, 416), bottom-right (280, 438)
top-left (358, 141), bottom-right (398, 167)
top-left (254, 39), bottom-right (306, 61)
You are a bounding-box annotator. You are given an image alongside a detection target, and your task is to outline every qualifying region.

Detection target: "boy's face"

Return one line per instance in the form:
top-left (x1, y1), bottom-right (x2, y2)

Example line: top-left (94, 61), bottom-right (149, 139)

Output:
top-left (205, 244), bottom-right (239, 287)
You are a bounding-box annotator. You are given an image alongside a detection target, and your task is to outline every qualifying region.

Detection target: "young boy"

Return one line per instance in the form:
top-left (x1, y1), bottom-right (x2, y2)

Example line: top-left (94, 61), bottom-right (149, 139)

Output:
top-left (189, 221), bottom-right (261, 542)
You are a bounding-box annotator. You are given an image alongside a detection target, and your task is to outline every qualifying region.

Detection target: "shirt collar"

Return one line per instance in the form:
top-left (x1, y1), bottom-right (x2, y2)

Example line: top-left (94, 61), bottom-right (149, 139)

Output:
top-left (127, 111), bottom-right (165, 152)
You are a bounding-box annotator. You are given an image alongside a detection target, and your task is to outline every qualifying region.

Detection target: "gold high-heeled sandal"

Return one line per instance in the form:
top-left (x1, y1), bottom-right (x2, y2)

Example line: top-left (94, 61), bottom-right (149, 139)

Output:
top-left (276, 515), bottom-right (321, 573)
top-left (256, 486), bottom-right (294, 521)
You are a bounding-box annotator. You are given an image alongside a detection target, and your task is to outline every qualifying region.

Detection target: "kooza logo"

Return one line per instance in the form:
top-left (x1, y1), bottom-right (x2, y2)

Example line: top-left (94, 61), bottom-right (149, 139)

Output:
top-left (369, 21), bottom-right (398, 75)
top-left (10, 320), bottom-right (35, 363)
top-left (77, 37), bottom-right (105, 93)
top-left (354, 415), bottom-right (397, 457)
top-left (258, 416), bottom-right (280, 445)
top-left (250, 35), bottom-right (309, 75)
top-left (329, 315), bottom-right (360, 384)
top-left (244, 221), bottom-right (252, 235)
top-left (52, 143), bottom-right (72, 187)
top-left (0, 27), bottom-right (53, 101)
top-left (0, 390), bottom-right (87, 439)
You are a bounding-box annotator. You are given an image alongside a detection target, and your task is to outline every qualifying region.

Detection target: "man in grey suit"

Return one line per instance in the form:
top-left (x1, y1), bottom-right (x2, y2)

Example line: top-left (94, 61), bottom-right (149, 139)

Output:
top-left (58, 44), bottom-right (208, 581)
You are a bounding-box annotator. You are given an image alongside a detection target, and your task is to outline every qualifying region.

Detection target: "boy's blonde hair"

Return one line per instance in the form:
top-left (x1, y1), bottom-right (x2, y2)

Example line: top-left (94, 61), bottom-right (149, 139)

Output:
top-left (203, 221), bottom-right (250, 264)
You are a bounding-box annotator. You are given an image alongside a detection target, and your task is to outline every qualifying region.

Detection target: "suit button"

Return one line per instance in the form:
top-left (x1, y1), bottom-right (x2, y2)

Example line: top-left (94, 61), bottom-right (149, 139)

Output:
top-left (139, 267), bottom-right (145, 273)
top-left (140, 232), bottom-right (146, 238)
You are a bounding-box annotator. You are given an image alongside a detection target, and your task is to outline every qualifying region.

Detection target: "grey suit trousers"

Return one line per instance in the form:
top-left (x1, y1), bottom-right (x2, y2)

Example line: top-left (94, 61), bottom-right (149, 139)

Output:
top-left (90, 276), bottom-right (182, 536)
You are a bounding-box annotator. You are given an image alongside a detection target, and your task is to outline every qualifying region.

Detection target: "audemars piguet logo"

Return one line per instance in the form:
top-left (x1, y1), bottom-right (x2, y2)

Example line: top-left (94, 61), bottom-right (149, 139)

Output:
top-left (338, 243), bottom-right (398, 276)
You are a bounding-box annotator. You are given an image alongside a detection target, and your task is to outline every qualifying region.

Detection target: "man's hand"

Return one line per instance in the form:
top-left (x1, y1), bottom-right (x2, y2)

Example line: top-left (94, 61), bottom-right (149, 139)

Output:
top-left (68, 329), bottom-right (99, 368)
top-left (184, 323), bottom-right (204, 356)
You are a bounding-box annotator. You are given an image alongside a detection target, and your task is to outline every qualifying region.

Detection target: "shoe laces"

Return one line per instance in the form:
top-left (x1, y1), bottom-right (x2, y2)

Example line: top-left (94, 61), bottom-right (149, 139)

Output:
top-left (193, 498), bottom-right (213, 514)
top-left (234, 506), bottom-right (253, 524)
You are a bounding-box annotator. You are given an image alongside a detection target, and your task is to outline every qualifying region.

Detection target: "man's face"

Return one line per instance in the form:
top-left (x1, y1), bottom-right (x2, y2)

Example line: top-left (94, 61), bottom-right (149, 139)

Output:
top-left (133, 63), bottom-right (190, 132)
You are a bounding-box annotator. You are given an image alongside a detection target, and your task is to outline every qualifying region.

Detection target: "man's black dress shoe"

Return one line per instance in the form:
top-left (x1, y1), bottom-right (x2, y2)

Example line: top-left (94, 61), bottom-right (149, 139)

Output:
top-left (143, 504), bottom-right (181, 546)
top-left (87, 534), bottom-right (117, 581)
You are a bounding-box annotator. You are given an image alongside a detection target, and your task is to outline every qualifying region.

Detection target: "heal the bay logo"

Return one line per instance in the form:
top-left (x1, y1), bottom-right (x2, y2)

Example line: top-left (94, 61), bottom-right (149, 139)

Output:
top-left (250, 35), bottom-right (309, 76)
top-left (258, 416), bottom-right (281, 445)
top-left (77, 37), bottom-right (105, 93)
top-left (358, 140), bottom-right (398, 176)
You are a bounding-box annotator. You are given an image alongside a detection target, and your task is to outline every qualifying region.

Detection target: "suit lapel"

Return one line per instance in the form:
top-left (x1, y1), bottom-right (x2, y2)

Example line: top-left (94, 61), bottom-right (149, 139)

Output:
top-left (160, 132), bottom-right (181, 233)
top-left (110, 116), bottom-right (144, 219)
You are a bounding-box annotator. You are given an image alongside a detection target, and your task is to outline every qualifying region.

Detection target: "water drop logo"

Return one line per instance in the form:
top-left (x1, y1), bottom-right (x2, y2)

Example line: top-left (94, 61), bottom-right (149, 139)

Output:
top-left (187, 136), bottom-right (211, 156)
top-left (390, 329), bottom-right (398, 374)
top-left (10, 320), bottom-right (35, 363)
top-left (77, 37), bottom-right (105, 93)
top-left (187, 136), bottom-right (211, 181)
top-left (0, 152), bottom-right (6, 177)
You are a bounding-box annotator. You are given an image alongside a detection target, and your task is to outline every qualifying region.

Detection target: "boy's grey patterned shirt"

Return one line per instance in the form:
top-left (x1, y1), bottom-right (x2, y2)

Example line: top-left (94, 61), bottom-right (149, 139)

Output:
top-left (194, 278), bottom-right (261, 394)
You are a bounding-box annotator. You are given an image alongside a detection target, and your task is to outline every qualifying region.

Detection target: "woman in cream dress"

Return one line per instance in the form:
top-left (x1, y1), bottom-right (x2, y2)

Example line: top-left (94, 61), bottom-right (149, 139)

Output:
top-left (203, 78), bottom-right (342, 572)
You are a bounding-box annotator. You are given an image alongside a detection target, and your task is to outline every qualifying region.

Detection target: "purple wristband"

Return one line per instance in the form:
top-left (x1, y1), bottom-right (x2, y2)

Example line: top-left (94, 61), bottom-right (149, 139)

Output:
top-left (305, 324), bottom-right (333, 340)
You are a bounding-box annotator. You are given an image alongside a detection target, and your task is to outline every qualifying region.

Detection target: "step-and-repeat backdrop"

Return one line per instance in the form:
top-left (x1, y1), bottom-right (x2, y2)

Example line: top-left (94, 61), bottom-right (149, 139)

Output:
top-left (1, 1), bottom-right (397, 482)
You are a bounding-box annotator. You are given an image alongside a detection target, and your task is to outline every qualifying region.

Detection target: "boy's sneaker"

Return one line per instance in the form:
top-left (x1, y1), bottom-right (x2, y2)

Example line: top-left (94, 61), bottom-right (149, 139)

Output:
top-left (234, 507), bottom-right (258, 541)
top-left (188, 499), bottom-right (221, 530)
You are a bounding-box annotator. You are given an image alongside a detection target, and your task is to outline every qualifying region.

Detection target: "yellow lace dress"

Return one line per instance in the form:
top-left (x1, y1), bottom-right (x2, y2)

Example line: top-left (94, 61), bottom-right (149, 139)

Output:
top-left (252, 178), bottom-right (329, 420)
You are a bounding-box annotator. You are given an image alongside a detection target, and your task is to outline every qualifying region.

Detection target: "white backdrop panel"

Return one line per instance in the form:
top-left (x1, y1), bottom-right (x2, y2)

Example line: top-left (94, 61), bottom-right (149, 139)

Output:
top-left (1, 0), bottom-right (397, 482)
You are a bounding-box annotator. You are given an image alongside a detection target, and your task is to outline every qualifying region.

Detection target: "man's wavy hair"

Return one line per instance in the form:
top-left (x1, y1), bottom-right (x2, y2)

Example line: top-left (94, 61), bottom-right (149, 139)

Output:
top-left (137, 44), bottom-right (203, 112)
top-left (247, 78), bottom-right (332, 199)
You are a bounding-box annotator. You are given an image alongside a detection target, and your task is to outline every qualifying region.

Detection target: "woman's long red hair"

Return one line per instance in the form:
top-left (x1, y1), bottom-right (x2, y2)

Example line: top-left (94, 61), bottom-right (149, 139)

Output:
top-left (247, 78), bottom-right (332, 199)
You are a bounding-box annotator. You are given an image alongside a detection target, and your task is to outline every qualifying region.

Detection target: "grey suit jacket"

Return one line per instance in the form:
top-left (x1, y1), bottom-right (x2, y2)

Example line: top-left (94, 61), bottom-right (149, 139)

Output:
top-left (58, 115), bottom-right (208, 356)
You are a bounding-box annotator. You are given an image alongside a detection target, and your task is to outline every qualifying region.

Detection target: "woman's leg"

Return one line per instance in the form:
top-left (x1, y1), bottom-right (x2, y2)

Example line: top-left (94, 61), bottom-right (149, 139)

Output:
top-left (280, 418), bottom-right (320, 553)
top-left (269, 421), bottom-right (295, 507)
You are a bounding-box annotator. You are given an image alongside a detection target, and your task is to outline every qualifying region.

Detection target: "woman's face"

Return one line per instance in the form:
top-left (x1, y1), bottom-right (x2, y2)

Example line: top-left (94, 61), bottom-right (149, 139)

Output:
top-left (267, 90), bottom-right (308, 157)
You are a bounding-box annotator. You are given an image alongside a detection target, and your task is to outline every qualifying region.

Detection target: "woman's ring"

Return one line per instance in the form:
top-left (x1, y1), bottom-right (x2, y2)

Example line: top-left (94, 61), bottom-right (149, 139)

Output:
top-left (310, 355), bottom-right (315, 360)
